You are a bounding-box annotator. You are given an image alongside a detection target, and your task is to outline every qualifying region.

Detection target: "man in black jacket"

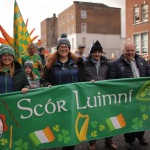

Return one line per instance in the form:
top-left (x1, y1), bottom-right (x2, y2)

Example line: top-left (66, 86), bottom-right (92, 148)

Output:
top-left (108, 41), bottom-right (149, 150)
top-left (83, 40), bottom-right (117, 150)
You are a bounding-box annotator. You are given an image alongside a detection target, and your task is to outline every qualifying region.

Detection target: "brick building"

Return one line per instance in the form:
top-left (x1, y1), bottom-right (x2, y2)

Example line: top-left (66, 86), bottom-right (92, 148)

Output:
top-left (58, 1), bottom-right (124, 58)
top-left (41, 14), bottom-right (58, 51)
top-left (126, 0), bottom-right (150, 57)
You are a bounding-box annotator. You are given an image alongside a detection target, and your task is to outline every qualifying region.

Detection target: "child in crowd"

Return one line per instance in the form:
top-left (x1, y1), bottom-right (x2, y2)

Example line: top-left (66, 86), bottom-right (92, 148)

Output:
top-left (24, 61), bottom-right (40, 89)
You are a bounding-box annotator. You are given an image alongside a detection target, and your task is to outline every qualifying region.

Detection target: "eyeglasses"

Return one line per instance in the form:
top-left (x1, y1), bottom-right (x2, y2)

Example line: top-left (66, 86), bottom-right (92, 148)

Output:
top-left (2, 54), bottom-right (13, 58)
top-left (59, 46), bottom-right (69, 49)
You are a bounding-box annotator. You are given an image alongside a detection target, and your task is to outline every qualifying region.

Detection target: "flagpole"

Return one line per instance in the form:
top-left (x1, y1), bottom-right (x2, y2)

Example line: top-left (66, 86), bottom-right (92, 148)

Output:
top-left (2, 100), bottom-right (20, 128)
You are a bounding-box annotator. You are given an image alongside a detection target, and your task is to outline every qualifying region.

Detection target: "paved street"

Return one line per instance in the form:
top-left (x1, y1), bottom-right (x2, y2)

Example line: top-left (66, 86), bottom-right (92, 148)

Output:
top-left (47, 130), bottom-right (150, 150)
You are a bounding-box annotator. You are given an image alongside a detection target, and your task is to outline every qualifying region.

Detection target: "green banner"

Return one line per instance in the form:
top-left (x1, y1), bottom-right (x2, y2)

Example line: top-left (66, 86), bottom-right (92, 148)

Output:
top-left (0, 77), bottom-right (150, 150)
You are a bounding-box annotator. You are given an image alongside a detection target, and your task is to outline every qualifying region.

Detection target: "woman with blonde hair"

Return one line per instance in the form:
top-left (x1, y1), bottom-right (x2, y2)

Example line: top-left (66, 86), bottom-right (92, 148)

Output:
top-left (0, 44), bottom-right (29, 94)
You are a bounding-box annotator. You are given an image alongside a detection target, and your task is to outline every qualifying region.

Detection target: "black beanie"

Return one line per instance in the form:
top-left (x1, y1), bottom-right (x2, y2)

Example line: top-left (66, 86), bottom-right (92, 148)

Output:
top-left (90, 40), bottom-right (103, 54)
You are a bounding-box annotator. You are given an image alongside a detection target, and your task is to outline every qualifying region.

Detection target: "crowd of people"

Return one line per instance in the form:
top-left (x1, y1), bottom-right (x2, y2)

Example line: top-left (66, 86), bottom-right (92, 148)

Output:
top-left (0, 35), bottom-right (150, 150)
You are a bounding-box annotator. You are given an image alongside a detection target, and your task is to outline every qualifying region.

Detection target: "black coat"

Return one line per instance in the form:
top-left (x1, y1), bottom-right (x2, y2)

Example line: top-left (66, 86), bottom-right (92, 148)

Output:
top-left (0, 61), bottom-right (29, 94)
top-left (43, 58), bottom-right (84, 86)
top-left (83, 55), bottom-right (109, 81)
top-left (108, 54), bottom-right (150, 79)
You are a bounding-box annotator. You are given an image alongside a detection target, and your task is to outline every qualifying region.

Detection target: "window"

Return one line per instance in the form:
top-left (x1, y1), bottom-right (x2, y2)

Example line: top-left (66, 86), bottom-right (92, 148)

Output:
top-left (142, 4), bottom-right (148, 22)
top-left (72, 38), bottom-right (74, 49)
top-left (134, 7), bottom-right (140, 23)
top-left (82, 37), bottom-right (86, 47)
top-left (133, 32), bottom-right (148, 54)
top-left (134, 34), bottom-right (140, 53)
top-left (81, 23), bottom-right (87, 33)
top-left (141, 33), bottom-right (148, 53)
top-left (81, 10), bottom-right (87, 18)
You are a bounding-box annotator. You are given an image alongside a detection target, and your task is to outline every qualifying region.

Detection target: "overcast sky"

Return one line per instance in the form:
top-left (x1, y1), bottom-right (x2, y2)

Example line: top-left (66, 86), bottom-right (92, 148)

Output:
top-left (0, 0), bottom-right (125, 42)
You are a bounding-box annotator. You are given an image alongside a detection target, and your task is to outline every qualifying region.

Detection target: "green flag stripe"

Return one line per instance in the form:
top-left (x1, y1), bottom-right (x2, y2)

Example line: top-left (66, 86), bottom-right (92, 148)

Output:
top-left (106, 118), bottom-right (115, 131)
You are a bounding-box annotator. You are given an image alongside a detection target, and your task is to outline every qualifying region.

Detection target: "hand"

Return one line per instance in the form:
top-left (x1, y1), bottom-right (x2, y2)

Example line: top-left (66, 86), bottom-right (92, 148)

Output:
top-left (37, 60), bottom-right (43, 67)
top-left (21, 88), bottom-right (29, 94)
top-left (90, 80), bottom-right (95, 83)
top-left (37, 60), bottom-right (42, 65)
top-left (37, 60), bottom-right (43, 70)
top-left (30, 84), bottom-right (36, 89)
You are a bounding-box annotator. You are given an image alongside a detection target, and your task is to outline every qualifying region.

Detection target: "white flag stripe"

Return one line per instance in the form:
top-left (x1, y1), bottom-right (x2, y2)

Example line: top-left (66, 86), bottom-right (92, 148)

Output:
top-left (0, 119), bottom-right (3, 132)
top-left (35, 130), bottom-right (49, 143)
top-left (110, 117), bottom-right (121, 129)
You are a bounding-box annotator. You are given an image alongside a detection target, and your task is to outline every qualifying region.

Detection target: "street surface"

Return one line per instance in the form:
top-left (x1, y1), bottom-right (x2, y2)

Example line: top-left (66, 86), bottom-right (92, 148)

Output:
top-left (46, 130), bottom-right (150, 150)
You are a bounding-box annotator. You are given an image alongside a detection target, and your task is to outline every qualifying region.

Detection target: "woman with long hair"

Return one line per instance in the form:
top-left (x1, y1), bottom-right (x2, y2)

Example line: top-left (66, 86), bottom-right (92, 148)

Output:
top-left (24, 60), bottom-right (40, 89)
top-left (43, 34), bottom-right (83, 150)
top-left (0, 44), bottom-right (29, 94)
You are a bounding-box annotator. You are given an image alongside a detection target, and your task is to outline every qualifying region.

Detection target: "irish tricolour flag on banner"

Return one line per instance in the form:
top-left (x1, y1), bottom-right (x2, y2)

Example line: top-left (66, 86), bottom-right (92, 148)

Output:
top-left (29, 126), bottom-right (55, 146)
top-left (106, 113), bottom-right (126, 131)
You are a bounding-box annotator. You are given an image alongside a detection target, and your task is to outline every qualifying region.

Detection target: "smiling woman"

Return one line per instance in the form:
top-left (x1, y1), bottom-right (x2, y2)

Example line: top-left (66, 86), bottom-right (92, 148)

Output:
top-left (0, 44), bottom-right (30, 94)
top-left (42, 34), bottom-right (84, 150)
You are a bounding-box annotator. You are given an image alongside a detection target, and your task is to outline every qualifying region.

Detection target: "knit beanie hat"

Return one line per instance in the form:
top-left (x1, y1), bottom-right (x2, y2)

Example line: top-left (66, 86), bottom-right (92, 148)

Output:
top-left (57, 33), bottom-right (71, 50)
top-left (90, 40), bottom-right (103, 54)
top-left (0, 44), bottom-right (15, 57)
top-left (24, 60), bottom-right (33, 69)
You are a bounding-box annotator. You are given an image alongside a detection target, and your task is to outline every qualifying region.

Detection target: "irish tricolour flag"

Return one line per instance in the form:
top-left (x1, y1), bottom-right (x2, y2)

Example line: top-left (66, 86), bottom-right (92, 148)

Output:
top-left (29, 126), bottom-right (55, 146)
top-left (106, 113), bottom-right (126, 131)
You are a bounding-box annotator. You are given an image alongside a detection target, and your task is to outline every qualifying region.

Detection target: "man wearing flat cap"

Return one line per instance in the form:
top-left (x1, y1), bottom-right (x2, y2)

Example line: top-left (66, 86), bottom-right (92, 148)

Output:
top-left (75, 44), bottom-right (86, 61)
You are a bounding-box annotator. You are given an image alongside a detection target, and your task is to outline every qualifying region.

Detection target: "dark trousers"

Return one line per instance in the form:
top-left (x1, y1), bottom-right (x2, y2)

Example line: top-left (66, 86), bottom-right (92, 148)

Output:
top-left (124, 131), bottom-right (145, 143)
top-left (62, 145), bottom-right (75, 150)
top-left (89, 136), bottom-right (113, 145)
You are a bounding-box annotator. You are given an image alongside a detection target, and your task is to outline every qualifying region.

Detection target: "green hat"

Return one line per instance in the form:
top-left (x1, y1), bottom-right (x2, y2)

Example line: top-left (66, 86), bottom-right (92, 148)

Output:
top-left (0, 44), bottom-right (15, 57)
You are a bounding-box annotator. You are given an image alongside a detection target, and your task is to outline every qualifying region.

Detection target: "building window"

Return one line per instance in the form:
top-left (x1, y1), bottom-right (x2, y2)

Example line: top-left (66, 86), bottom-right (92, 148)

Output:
top-left (81, 23), bottom-right (87, 33)
top-left (134, 7), bottom-right (140, 23)
top-left (72, 38), bottom-right (74, 49)
top-left (141, 33), bottom-right (148, 53)
top-left (142, 4), bottom-right (148, 22)
top-left (82, 37), bottom-right (86, 47)
top-left (133, 32), bottom-right (148, 54)
top-left (81, 10), bottom-right (87, 18)
top-left (134, 34), bottom-right (140, 53)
